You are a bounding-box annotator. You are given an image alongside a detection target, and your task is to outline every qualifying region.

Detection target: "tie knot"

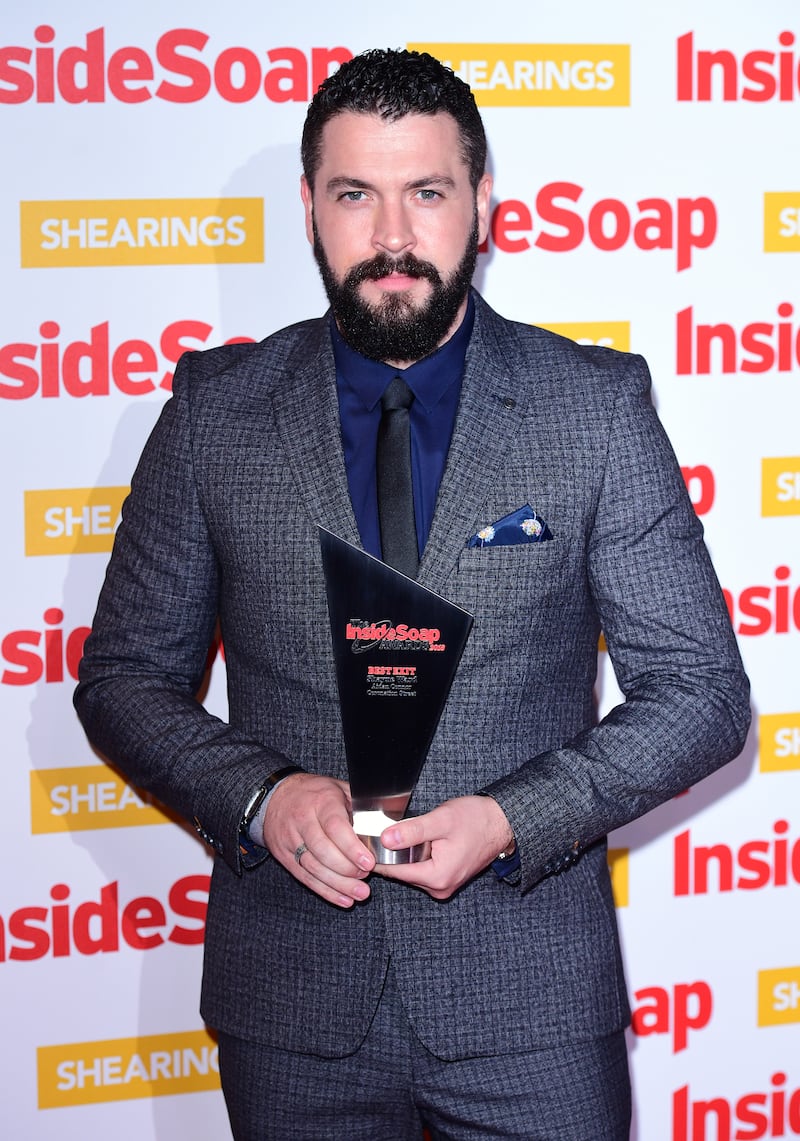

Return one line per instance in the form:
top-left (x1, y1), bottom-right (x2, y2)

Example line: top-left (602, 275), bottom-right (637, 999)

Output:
top-left (381, 375), bottom-right (414, 413)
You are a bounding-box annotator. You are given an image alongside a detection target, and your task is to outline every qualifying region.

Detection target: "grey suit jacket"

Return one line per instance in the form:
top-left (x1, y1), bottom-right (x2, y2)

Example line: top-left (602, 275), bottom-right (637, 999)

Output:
top-left (75, 291), bottom-right (750, 1060)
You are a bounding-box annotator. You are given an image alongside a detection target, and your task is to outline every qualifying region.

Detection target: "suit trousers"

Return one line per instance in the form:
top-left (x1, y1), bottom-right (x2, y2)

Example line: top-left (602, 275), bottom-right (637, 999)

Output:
top-left (217, 965), bottom-right (631, 1141)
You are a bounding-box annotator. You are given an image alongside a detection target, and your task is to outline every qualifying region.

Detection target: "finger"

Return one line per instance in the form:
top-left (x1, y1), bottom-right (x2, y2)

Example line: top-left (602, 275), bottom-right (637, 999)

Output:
top-left (379, 808), bottom-right (442, 851)
top-left (294, 848), bottom-right (372, 907)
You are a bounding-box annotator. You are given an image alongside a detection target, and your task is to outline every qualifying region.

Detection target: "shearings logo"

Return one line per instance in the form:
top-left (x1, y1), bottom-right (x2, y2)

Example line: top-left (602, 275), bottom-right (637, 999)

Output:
top-left (760, 713), bottom-right (800, 773)
top-left (758, 966), bottom-right (800, 1027)
top-left (30, 763), bottom-right (174, 834)
top-left (409, 42), bottom-right (630, 106)
top-left (0, 27), bottom-right (351, 104)
top-left (762, 457), bottom-right (800, 516)
top-left (537, 321), bottom-right (630, 352)
top-left (25, 487), bottom-right (127, 555)
top-left (765, 193), bottom-right (800, 252)
top-left (607, 847), bottom-right (628, 907)
top-left (38, 1029), bottom-right (219, 1108)
top-left (20, 199), bottom-right (263, 268)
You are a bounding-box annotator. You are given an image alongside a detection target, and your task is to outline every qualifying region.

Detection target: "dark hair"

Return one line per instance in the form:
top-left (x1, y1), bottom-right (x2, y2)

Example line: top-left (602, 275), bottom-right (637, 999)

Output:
top-left (301, 48), bottom-right (487, 191)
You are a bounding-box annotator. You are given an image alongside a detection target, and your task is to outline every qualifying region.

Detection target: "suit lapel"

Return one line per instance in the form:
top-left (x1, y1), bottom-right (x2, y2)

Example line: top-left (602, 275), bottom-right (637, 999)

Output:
top-left (419, 295), bottom-right (538, 595)
top-left (267, 317), bottom-right (362, 548)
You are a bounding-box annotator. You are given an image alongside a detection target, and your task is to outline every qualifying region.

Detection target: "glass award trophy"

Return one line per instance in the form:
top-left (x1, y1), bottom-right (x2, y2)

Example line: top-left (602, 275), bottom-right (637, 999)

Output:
top-left (319, 528), bottom-right (473, 864)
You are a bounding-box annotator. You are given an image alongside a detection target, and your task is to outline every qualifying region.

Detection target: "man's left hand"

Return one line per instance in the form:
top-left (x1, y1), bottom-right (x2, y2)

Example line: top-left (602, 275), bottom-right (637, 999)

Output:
top-left (373, 795), bottom-right (514, 900)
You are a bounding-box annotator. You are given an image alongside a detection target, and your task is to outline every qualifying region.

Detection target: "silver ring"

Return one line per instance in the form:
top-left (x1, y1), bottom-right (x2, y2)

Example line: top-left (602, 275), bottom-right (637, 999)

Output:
top-left (293, 842), bottom-right (308, 864)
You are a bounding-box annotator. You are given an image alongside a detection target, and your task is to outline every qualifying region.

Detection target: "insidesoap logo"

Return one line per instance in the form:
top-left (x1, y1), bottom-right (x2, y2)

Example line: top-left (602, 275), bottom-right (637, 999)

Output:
top-left (409, 42), bottom-right (630, 106)
top-left (758, 966), bottom-right (800, 1027)
top-left (25, 487), bottom-right (127, 555)
top-left (607, 847), bottom-right (628, 907)
top-left (765, 193), bottom-right (800, 251)
top-left (537, 321), bottom-right (630, 352)
top-left (20, 198), bottom-right (263, 267)
top-left (38, 1029), bottom-right (219, 1108)
top-left (760, 713), bottom-right (800, 772)
top-left (30, 764), bottom-right (174, 833)
top-left (762, 457), bottom-right (800, 516)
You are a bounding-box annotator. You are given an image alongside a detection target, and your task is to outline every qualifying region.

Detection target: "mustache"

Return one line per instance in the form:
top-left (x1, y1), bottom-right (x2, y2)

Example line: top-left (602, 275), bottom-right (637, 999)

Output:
top-left (344, 252), bottom-right (442, 288)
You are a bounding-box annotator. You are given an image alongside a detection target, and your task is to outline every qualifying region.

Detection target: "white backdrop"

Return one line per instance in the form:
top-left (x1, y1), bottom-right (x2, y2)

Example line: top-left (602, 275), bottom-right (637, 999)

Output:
top-left (2, 2), bottom-right (799, 1138)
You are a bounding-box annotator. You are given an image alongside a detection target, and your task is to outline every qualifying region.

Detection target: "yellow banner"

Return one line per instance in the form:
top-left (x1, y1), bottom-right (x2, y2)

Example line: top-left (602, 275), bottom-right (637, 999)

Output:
top-left (608, 848), bottom-right (629, 907)
top-left (25, 487), bottom-right (128, 556)
top-left (758, 967), bottom-right (800, 1027)
top-left (30, 765), bottom-right (175, 833)
top-left (20, 198), bottom-right (264, 267)
top-left (759, 713), bottom-right (800, 772)
top-left (761, 457), bottom-right (800, 516)
top-left (538, 321), bottom-right (631, 353)
top-left (409, 43), bottom-right (630, 106)
top-left (764, 193), bottom-right (800, 252)
top-left (38, 1030), bottom-right (220, 1108)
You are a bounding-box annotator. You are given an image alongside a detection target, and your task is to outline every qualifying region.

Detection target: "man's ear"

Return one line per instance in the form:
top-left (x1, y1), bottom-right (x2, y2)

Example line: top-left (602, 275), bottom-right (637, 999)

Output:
top-left (300, 175), bottom-right (314, 245)
top-left (475, 173), bottom-right (493, 247)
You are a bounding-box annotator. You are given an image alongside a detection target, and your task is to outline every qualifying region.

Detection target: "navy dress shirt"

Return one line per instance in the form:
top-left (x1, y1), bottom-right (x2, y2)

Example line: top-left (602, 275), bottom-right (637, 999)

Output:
top-left (331, 295), bottom-right (475, 561)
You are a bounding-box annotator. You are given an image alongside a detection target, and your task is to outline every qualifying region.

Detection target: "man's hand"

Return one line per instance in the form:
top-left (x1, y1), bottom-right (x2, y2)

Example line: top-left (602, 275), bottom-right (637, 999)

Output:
top-left (373, 795), bottom-right (514, 900)
top-left (262, 773), bottom-right (375, 909)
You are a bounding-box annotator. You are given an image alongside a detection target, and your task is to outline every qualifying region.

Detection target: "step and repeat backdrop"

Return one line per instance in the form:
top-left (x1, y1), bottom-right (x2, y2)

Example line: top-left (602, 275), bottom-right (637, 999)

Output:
top-left (2, 1), bottom-right (798, 1138)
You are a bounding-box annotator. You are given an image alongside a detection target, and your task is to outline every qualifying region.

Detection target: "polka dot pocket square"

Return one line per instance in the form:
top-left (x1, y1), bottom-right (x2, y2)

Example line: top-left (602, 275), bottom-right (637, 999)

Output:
top-left (467, 504), bottom-right (553, 548)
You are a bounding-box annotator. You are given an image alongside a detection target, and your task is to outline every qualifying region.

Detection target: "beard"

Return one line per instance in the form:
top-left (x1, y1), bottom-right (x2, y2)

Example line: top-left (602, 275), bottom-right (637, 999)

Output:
top-left (312, 216), bottom-right (478, 363)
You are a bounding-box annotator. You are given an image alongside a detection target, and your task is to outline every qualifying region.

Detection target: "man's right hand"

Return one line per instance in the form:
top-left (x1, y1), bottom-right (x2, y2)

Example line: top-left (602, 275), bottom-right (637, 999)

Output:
top-left (262, 773), bottom-right (376, 908)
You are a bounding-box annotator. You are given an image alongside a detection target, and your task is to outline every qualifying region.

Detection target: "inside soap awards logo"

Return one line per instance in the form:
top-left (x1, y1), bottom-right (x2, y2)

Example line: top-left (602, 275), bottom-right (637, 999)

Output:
top-left (673, 820), bottom-right (800, 895)
top-left (631, 980), bottom-right (713, 1053)
top-left (0, 26), bottom-right (351, 104)
top-left (20, 198), bottom-right (263, 268)
top-left (677, 30), bottom-right (800, 101)
top-left (1, 608), bottom-right (89, 686)
top-left (672, 1071), bottom-right (800, 1140)
top-left (677, 302), bottom-right (800, 374)
top-left (345, 619), bottom-right (444, 653)
top-left (409, 42), bottom-right (630, 106)
top-left (722, 566), bottom-right (800, 636)
top-left (482, 187), bottom-right (716, 271)
top-left (0, 317), bottom-right (254, 400)
top-left (0, 874), bottom-right (208, 963)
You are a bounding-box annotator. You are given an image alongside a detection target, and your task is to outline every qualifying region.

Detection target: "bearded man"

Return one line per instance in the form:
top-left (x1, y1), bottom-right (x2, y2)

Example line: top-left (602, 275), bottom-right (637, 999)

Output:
top-left (75, 48), bottom-right (749, 1141)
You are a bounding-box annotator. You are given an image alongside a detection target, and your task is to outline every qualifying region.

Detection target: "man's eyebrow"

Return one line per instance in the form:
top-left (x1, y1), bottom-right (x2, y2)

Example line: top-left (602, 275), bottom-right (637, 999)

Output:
top-left (325, 175), bottom-right (457, 193)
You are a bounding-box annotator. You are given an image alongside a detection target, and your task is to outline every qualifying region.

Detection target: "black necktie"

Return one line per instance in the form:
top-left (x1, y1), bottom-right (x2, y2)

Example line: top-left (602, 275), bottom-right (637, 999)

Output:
top-left (376, 375), bottom-right (419, 579)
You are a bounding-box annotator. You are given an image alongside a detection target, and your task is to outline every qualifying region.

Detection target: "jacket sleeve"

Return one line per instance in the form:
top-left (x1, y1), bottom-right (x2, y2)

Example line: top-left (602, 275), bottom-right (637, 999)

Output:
top-left (482, 354), bottom-right (751, 892)
top-left (74, 352), bottom-right (289, 875)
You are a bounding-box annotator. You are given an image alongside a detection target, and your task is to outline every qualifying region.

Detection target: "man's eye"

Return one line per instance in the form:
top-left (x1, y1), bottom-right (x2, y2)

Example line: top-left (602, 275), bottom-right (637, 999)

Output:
top-left (417, 189), bottom-right (440, 201)
top-left (341, 190), bottom-right (366, 202)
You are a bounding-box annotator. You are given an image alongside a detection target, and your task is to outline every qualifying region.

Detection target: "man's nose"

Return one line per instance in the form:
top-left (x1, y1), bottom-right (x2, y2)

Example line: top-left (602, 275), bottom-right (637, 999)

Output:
top-left (371, 199), bottom-right (416, 255)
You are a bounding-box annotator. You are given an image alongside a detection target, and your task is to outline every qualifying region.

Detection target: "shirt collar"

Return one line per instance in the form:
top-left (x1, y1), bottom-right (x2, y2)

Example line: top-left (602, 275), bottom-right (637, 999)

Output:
top-left (330, 293), bottom-right (475, 414)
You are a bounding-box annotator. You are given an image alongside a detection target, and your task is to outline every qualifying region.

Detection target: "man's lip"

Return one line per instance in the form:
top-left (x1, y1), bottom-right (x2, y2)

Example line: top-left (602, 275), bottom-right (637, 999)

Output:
top-left (367, 272), bottom-right (422, 290)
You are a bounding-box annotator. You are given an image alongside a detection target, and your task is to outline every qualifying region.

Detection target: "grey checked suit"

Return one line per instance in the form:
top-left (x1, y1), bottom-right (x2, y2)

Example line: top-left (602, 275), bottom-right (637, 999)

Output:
top-left (75, 291), bottom-right (750, 1062)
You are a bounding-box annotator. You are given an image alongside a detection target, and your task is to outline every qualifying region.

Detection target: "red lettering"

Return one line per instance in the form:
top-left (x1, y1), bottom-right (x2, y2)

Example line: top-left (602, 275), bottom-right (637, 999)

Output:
top-left (121, 897), bottom-right (167, 949)
top-left (168, 874), bottom-right (209, 945)
top-left (154, 28), bottom-right (211, 103)
top-left (678, 30), bottom-right (800, 103)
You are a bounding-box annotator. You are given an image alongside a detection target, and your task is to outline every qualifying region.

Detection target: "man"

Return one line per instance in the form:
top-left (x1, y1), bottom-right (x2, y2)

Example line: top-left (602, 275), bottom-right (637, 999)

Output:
top-left (75, 49), bottom-right (750, 1140)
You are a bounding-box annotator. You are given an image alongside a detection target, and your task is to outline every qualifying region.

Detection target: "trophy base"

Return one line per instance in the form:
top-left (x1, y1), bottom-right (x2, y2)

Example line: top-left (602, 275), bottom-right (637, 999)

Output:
top-left (352, 809), bottom-right (431, 865)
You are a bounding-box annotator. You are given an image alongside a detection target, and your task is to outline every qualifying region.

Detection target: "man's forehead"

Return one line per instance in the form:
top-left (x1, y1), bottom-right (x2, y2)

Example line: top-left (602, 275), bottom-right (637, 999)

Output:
top-left (316, 109), bottom-right (466, 172)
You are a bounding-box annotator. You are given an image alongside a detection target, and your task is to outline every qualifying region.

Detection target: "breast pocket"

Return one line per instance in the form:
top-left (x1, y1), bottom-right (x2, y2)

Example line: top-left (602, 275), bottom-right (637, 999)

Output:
top-left (455, 539), bottom-right (578, 654)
